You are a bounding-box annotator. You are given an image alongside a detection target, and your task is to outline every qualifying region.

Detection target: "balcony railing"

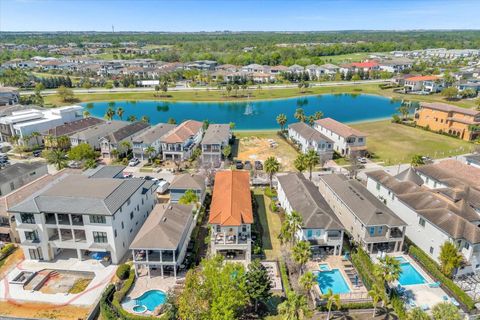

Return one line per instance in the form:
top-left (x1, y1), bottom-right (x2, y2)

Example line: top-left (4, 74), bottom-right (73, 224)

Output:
top-left (214, 233), bottom-right (249, 245)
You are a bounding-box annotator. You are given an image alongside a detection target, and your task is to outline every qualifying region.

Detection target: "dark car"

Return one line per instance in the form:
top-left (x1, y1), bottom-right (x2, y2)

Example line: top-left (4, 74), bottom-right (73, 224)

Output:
top-left (254, 160), bottom-right (263, 170)
top-left (244, 160), bottom-right (252, 170)
top-left (32, 150), bottom-right (42, 157)
top-left (235, 160), bottom-right (244, 169)
top-left (143, 175), bottom-right (154, 180)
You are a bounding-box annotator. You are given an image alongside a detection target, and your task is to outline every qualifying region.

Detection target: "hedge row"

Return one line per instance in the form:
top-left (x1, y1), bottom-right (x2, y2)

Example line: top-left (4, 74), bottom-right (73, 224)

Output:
top-left (350, 247), bottom-right (383, 290)
top-left (390, 292), bottom-right (407, 320)
top-left (408, 245), bottom-right (475, 311)
top-left (0, 243), bottom-right (15, 260)
top-left (279, 259), bottom-right (291, 294)
top-left (317, 301), bottom-right (374, 312)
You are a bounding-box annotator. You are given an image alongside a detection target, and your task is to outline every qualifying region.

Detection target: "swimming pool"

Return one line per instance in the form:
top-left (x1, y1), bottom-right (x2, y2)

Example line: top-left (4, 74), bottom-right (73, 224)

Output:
top-left (395, 257), bottom-right (427, 286)
top-left (319, 263), bottom-right (331, 271)
top-left (317, 269), bottom-right (351, 294)
top-left (135, 290), bottom-right (167, 312)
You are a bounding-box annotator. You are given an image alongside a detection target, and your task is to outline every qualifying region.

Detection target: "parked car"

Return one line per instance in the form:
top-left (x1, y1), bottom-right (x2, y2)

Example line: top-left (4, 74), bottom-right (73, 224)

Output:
top-left (143, 175), bottom-right (154, 180)
top-left (128, 158), bottom-right (140, 166)
top-left (244, 160), bottom-right (252, 170)
top-left (357, 157), bottom-right (367, 164)
top-left (32, 150), bottom-right (42, 157)
top-left (254, 160), bottom-right (263, 170)
top-left (68, 161), bottom-right (81, 169)
top-left (235, 160), bottom-right (244, 169)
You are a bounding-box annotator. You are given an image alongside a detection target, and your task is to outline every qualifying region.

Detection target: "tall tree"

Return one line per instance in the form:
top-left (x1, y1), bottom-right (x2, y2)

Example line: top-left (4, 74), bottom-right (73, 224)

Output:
top-left (279, 210), bottom-right (303, 246)
top-left (278, 291), bottom-right (311, 320)
top-left (245, 259), bottom-right (272, 312)
top-left (374, 256), bottom-right (401, 288)
top-left (368, 283), bottom-right (386, 317)
top-left (304, 149), bottom-right (320, 181)
top-left (299, 271), bottom-right (316, 294)
top-left (292, 241), bottom-right (311, 274)
top-left (116, 107), bottom-right (125, 120)
top-left (294, 153), bottom-right (307, 173)
top-left (294, 108), bottom-right (306, 122)
top-left (276, 113), bottom-right (288, 132)
top-left (45, 149), bottom-right (68, 170)
top-left (144, 146), bottom-right (156, 163)
top-left (127, 115), bottom-right (137, 122)
top-left (439, 241), bottom-right (463, 277)
top-left (264, 156), bottom-right (280, 189)
top-left (104, 107), bottom-right (115, 121)
top-left (323, 288), bottom-right (341, 320)
top-left (57, 85), bottom-right (74, 102)
top-left (431, 302), bottom-right (461, 320)
top-left (313, 111), bottom-right (323, 120)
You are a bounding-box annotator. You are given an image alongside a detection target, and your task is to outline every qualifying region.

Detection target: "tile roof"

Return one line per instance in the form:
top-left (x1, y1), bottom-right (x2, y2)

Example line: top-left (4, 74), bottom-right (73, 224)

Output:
top-left (289, 122), bottom-right (333, 143)
top-left (132, 123), bottom-right (176, 145)
top-left (44, 117), bottom-right (105, 137)
top-left (209, 170), bottom-right (253, 226)
top-left (320, 174), bottom-right (406, 227)
top-left (420, 102), bottom-right (480, 117)
top-left (169, 173), bottom-right (206, 192)
top-left (104, 121), bottom-right (150, 144)
top-left (130, 203), bottom-right (194, 250)
top-left (416, 159), bottom-right (480, 189)
top-left (161, 120), bottom-right (203, 144)
top-left (277, 173), bottom-right (342, 230)
top-left (201, 124), bottom-right (231, 145)
top-left (87, 165), bottom-right (126, 178)
top-left (405, 75), bottom-right (440, 82)
top-left (315, 117), bottom-right (366, 138)
top-left (0, 162), bottom-right (47, 185)
top-left (70, 120), bottom-right (129, 141)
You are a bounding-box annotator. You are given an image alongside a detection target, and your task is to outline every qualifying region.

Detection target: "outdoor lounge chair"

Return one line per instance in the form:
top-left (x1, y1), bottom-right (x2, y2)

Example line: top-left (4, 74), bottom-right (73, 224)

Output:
top-left (450, 297), bottom-right (460, 306)
top-left (428, 281), bottom-right (441, 288)
top-left (408, 299), bottom-right (417, 308)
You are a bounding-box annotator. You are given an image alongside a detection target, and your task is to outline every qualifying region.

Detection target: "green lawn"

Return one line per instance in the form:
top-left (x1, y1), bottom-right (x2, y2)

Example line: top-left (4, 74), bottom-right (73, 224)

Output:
top-left (352, 120), bottom-right (475, 165)
top-left (253, 189), bottom-right (283, 260)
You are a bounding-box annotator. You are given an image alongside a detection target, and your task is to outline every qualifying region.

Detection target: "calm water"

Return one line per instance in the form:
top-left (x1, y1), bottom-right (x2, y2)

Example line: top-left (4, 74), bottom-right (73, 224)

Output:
top-left (82, 94), bottom-right (402, 130)
top-left (316, 269), bottom-right (351, 294)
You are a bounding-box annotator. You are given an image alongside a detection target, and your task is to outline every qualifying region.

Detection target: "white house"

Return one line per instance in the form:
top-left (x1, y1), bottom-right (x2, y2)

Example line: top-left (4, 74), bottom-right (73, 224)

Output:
top-left (288, 122), bottom-right (333, 161)
top-left (132, 123), bottom-right (176, 161)
top-left (9, 173), bottom-right (157, 264)
top-left (277, 173), bottom-right (344, 255)
top-left (201, 124), bottom-right (231, 167)
top-left (314, 118), bottom-right (367, 156)
top-left (99, 121), bottom-right (150, 159)
top-left (366, 167), bottom-right (480, 276)
top-left (404, 75), bottom-right (444, 93)
top-left (161, 120), bottom-right (204, 161)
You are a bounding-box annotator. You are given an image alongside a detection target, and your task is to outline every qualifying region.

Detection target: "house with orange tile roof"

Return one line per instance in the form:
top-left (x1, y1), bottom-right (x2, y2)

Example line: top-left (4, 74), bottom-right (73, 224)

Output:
top-left (404, 75), bottom-right (444, 93)
top-left (415, 102), bottom-right (480, 141)
top-left (160, 120), bottom-right (204, 161)
top-left (209, 170), bottom-right (253, 262)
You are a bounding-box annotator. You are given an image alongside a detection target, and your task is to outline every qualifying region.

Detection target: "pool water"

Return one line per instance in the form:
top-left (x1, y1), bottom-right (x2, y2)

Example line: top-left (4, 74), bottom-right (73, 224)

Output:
top-left (317, 269), bottom-right (351, 294)
top-left (395, 257), bottom-right (427, 286)
top-left (319, 264), bottom-right (331, 271)
top-left (135, 290), bottom-right (167, 311)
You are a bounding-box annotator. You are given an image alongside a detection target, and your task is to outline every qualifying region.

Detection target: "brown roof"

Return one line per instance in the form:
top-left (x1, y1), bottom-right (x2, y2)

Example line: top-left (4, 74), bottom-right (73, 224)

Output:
top-left (416, 160), bottom-right (480, 189)
top-left (209, 170), bottom-right (253, 226)
top-left (288, 122), bottom-right (333, 143)
top-left (161, 120), bottom-right (203, 144)
top-left (315, 117), bottom-right (366, 138)
top-left (420, 102), bottom-right (480, 117)
top-left (45, 117), bottom-right (105, 137)
top-left (104, 121), bottom-right (150, 144)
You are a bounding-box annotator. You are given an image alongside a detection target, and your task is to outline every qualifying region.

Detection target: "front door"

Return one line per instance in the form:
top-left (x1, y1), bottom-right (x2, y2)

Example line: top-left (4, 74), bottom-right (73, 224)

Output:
top-left (29, 248), bottom-right (44, 260)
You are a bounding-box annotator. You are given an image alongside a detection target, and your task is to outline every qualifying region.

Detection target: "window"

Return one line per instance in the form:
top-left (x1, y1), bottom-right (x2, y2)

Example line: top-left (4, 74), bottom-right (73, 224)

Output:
top-left (419, 218), bottom-right (426, 227)
top-left (378, 226), bottom-right (383, 235)
top-left (358, 138), bottom-right (364, 143)
top-left (89, 215), bottom-right (106, 224)
top-left (369, 227), bottom-right (375, 236)
top-left (130, 212), bottom-right (134, 220)
top-left (429, 247), bottom-right (434, 255)
top-left (114, 230), bottom-right (117, 238)
top-left (307, 230), bottom-right (313, 238)
top-left (121, 222), bottom-right (124, 229)
top-left (216, 225), bottom-right (221, 232)
top-left (376, 182), bottom-right (380, 191)
top-left (25, 230), bottom-right (39, 241)
top-left (20, 213), bottom-right (35, 224)
top-left (130, 228), bottom-right (132, 233)
top-left (93, 231), bottom-right (108, 243)
top-left (464, 242), bottom-right (470, 250)
top-left (127, 199), bottom-right (131, 206)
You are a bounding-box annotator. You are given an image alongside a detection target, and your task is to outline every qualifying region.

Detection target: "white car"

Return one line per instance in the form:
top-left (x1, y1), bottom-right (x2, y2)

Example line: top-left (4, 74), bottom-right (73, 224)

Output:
top-left (357, 157), bottom-right (368, 164)
top-left (128, 158), bottom-right (140, 166)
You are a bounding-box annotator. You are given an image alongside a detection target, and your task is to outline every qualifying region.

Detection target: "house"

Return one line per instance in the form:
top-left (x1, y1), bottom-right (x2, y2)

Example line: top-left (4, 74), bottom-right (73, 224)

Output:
top-left (277, 173), bottom-right (344, 254)
top-left (288, 122), bottom-right (334, 161)
top-left (9, 174), bottom-right (157, 264)
top-left (319, 64), bottom-right (340, 75)
top-left (366, 166), bottom-right (480, 275)
top-left (287, 64), bottom-right (304, 75)
top-left (314, 118), bottom-right (367, 156)
top-left (43, 117), bottom-right (105, 149)
top-left (161, 120), bottom-right (203, 161)
top-left (404, 75), bottom-right (443, 93)
top-left (466, 154), bottom-right (480, 168)
top-left (132, 123), bottom-right (176, 161)
top-left (100, 122), bottom-right (150, 159)
top-left (201, 124), bottom-right (231, 167)
top-left (85, 165), bottom-right (126, 179)
top-left (0, 162), bottom-right (48, 196)
top-left (130, 203), bottom-right (195, 278)
top-left (0, 87), bottom-right (20, 106)
top-left (378, 59), bottom-right (413, 73)
top-left (414, 102), bottom-right (480, 141)
top-left (455, 81), bottom-right (480, 95)
top-left (340, 61), bottom-right (379, 74)
top-left (169, 173), bottom-right (206, 204)
top-left (69, 120), bottom-right (129, 149)
top-left (209, 170), bottom-right (253, 262)
top-left (318, 174), bottom-right (407, 254)
top-left (0, 106), bottom-right (83, 144)
top-left (0, 169), bottom-right (82, 243)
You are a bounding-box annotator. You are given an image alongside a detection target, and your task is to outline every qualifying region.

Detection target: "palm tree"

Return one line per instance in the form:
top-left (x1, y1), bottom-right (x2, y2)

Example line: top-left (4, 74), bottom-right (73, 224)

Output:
top-left (144, 146), bottom-right (156, 163)
top-left (411, 154), bottom-right (425, 167)
top-left (116, 107), bottom-right (125, 120)
top-left (292, 241), bottom-right (311, 274)
top-left (141, 115), bottom-right (150, 124)
top-left (10, 135), bottom-right (20, 146)
top-left (56, 135), bottom-right (71, 150)
top-left (323, 288), bottom-right (341, 320)
top-left (264, 156), bottom-right (280, 189)
top-left (294, 108), bottom-right (305, 122)
top-left (397, 105), bottom-right (410, 121)
top-left (279, 210), bottom-right (303, 246)
top-left (305, 149), bottom-right (320, 181)
top-left (407, 307), bottom-right (430, 320)
top-left (83, 110), bottom-right (91, 118)
top-left (439, 241), bottom-right (463, 277)
top-left (431, 302), bottom-right (462, 320)
top-left (120, 141), bottom-right (132, 157)
top-left (276, 113), bottom-right (288, 132)
top-left (45, 149), bottom-right (67, 170)
top-left (294, 153), bottom-right (307, 173)
top-left (368, 283), bottom-right (386, 317)
top-left (374, 256), bottom-right (401, 289)
top-left (313, 111), bottom-right (323, 120)
top-left (104, 107), bottom-right (115, 121)
top-left (299, 271), bottom-right (316, 295)
top-left (278, 291), bottom-right (311, 320)
top-left (127, 115), bottom-right (137, 122)
top-left (22, 134), bottom-right (31, 146)
top-left (308, 115), bottom-right (315, 126)
top-left (30, 131), bottom-right (41, 146)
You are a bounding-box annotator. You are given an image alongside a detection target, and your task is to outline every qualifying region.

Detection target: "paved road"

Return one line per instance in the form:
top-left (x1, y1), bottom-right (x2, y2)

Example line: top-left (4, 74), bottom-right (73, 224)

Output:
top-left (19, 79), bottom-right (388, 96)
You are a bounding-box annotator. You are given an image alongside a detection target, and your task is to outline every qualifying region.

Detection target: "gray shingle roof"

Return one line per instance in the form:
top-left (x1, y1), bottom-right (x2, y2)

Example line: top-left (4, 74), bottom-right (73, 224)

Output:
top-left (86, 165), bottom-right (126, 178)
top-left (104, 121), bottom-right (150, 144)
top-left (132, 123), bottom-right (176, 145)
top-left (277, 173), bottom-right (342, 230)
top-left (0, 162), bottom-right (47, 185)
top-left (9, 175), bottom-right (155, 216)
top-left (169, 173), bottom-right (206, 192)
top-left (202, 124), bottom-right (230, 145)
top-left (320, 174), bottom-right (406, 227)
top-left (130, 203), bottom-right (194, 250)
top-left (288, 122), bottom-right (333, 143)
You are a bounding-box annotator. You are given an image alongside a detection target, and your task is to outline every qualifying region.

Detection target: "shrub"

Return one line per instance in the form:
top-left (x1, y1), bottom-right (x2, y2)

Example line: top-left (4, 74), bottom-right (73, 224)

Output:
top-left (116, 264), bottom-right (131, 280)
top-left (409, 245), bottom-right (475, 310)
top-left (269, 201), bottom-right (278, 212)
top-left (350, 247), bottom-right (383, 290)
top-left (391, 293), bottom-right (407, 320)
top-left (0, 244), bottom-right (15, 260)
top-left (317, 301), bottom-right (374, 311)
top-left (279, 259), bottom-right (291, 294)
top-left (264, 187), bottom-right (277, 198)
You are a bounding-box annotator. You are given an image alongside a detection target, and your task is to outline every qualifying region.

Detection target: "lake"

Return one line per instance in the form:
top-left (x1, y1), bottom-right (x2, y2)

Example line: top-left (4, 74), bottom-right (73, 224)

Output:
top-left (82, 94), bottom-right (402, 130)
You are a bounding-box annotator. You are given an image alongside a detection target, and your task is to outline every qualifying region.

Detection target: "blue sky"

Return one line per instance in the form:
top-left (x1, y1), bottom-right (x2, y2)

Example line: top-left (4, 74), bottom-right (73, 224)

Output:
top-left (1, 0), bottom-right (479, 32)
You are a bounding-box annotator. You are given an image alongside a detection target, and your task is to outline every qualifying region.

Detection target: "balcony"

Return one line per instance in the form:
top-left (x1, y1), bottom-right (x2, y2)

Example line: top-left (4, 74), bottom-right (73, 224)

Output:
top-left (202, 145), bottom-right (221, 153)
top-left (214, 233), bottom-right (249, 245)
top-left (57, 214), bottom-right (70, 226)
top-left (389, 228), bottom-right (404, 239)
top-left (133, 249), bottom-right (175, 263)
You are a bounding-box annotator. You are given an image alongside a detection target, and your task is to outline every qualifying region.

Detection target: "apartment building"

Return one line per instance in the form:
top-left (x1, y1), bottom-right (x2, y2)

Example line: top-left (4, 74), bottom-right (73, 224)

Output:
top-left (209, 171), bottom-right (253, 262)
top-left (161, 120), bottom-right (203, 161)
top-left (314, 118), bottom-right (367, 156)
top-left (277, 173), bottom-right (344, 255)
top-left (9, 174), bottom-right (157, 264)
top-left (415, 102), bottom-right (480, 141)
top-left (318, 174), bottom-right (407, 254)
top-left (201, 124), bottom-right (231, 167)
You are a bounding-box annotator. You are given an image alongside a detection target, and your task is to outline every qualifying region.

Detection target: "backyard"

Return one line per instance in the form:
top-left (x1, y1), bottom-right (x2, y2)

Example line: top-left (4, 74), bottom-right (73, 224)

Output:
top-left (352, 120), bottom-right (476, 165)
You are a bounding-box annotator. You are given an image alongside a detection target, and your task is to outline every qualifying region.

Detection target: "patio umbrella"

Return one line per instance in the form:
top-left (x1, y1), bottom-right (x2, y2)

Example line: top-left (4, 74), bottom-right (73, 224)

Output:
top-left (355, 275), bottom-right (358, 286)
